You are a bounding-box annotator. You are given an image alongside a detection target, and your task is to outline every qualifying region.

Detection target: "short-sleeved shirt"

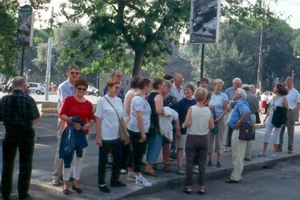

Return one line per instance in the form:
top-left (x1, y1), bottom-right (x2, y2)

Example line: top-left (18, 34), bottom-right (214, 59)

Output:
top-left (1, 90), bottom-right (40, 127)
top-left (224, 86), bottom-right (235, 100)
top-left (209, 92), bottom-right (228, 117)
top-left (59, 96), bottom-right (94, 134)
top-left (94, 95), bottom-right (123, 140)
top-left (286, 87), bottom-right (300, 109)
top-left (127, 94), bottom-right (151, 133)
top-left (230, 98), bottom-right (252, 128)
top-left (177, 98), bottom-right (196, 134)
top-left (57, 79), bottom-right (76, 112)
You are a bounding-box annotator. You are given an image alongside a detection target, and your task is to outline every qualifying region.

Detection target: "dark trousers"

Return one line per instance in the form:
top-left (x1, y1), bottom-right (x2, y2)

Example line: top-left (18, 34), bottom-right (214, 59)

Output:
top-left (98, 138), bottom-right (122, 185)
top-left (128, 130), bottom-right (147, 173)
top-left (278, 111), bottom-right (297, 151)
top-left (185, 134), bottom-right (208, 186)
top-left (227, 126), bottom-right (234, 147)
top-left (121, 143), bottom-right (131, 169)
top-left (1, 125), bottom-right (35, 199)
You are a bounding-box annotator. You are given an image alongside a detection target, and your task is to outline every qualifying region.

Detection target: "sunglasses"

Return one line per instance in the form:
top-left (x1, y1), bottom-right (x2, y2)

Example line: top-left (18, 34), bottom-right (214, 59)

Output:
top-left (70, 71), bottom-right (80, 75)
top-left (77, 87), bottom-right (86, 91)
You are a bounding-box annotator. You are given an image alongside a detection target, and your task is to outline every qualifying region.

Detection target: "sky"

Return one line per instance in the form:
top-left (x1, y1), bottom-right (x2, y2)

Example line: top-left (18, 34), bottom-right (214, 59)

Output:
top-left (37, 0), bottom-right (300, 30)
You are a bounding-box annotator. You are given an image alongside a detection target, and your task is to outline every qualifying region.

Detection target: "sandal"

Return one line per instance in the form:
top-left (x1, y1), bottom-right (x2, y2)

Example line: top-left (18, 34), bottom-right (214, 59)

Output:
top-left (183, 187), bottom-right (192, 194)
top-left (144, 170), bottom-right (158, 177)
top-left (163, 164), bottom-right (170, 172)
top-left (198, 187), bottom-right (206, 195)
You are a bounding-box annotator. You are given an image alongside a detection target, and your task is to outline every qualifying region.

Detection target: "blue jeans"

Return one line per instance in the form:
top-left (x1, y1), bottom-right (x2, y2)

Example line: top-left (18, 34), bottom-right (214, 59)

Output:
top-left (146, 128), bottom-right (163, 164)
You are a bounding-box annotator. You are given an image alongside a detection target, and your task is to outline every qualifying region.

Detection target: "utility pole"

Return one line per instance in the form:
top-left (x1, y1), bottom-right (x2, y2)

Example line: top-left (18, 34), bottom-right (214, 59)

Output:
top-left (45, 7), bottom-right (53, 101)
top-left (256, 0), bottom-right (264, 93)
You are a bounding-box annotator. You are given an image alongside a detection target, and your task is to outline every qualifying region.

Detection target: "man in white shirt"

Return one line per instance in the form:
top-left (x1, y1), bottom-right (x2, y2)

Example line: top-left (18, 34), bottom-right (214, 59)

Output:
top-left (277, 77), bottom-right (300, 154)
top-left (171, 73), bottom-right (184, 101)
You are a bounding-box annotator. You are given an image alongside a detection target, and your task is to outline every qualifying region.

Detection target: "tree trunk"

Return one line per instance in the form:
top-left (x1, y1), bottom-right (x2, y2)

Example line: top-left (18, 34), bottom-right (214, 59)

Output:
top-left (132, 49), bottom-right (146, 76)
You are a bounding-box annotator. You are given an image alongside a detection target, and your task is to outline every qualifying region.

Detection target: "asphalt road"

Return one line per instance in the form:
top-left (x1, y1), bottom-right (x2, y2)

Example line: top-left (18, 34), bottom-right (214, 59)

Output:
top-left (124, 158), bottom-right (300, 200)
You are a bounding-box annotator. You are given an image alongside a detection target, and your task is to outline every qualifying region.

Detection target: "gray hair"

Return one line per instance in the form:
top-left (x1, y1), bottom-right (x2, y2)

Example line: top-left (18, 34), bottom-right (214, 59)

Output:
top-left (232, 77), bottom-right (242, 84)
top-left (111, 70), bottom-right (122, 77)
top-left (12, 76), bottom-right (26, 88)
top-left (236, 88), bottom-right (247, 99)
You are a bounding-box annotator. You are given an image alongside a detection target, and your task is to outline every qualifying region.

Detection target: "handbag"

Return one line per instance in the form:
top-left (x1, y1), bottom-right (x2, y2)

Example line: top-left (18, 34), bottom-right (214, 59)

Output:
top-left (237, 105), bottom-right (254, 141)
top-left (104, 96), bottom-right (130, 141)
top-left (239, 123), bottom-right (254, 141)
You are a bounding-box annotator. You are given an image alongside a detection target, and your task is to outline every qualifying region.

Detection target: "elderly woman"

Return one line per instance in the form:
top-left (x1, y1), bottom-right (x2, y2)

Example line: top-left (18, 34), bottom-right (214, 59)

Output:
top-left (161, 80), bottom-right (180, 172)
top-left (127, 77), bottom-right (152, 187)
top-left (176, 84), bottom-right (196, 175)
top-left (59, 78), bottom-right (95, 195)
top-left (226, 88), bottom-right (252, 183)
top-left (207, 79), bottom-right (228, 168)
top-left (95, 79), bottom-right (129, 193)
top-left (259, 84), bottom-right (288, 158)
top-left (183, 88), bottom-right (214, 194)
top-left (145, 77), bottom-right (165, 176)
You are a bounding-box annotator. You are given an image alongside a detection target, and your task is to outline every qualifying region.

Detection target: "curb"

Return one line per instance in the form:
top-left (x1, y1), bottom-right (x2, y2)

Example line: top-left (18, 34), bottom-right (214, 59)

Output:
top-left (121, 153), bottom-right (300, 199)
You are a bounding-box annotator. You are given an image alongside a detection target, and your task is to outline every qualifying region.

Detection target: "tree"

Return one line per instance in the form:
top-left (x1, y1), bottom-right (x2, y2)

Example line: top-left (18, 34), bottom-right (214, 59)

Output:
top-left (59, 0), bottom-right (190, 76)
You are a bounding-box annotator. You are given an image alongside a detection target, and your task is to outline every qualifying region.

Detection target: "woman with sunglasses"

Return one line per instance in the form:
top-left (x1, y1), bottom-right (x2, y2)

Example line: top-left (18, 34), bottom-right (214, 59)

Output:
top-left (95, 79), bottom-right (129, 193)
top-left (59, 78), bottom-right (95, 195)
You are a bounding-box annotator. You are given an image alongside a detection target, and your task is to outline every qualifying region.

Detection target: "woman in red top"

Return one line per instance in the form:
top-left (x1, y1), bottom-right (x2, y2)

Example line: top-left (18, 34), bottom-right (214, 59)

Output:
top-left (59, 78), bottom-right (94, 195)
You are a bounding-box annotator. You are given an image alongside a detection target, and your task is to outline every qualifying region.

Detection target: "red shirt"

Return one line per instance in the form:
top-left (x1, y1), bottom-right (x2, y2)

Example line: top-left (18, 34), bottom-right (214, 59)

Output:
top-left (59, 96), bottom-right (94, 134)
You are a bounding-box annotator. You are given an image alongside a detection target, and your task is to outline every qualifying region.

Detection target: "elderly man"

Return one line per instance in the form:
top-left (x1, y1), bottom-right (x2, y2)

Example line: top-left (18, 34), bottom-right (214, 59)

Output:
top-left (224, 77), bottom-right (242, 151)
top-left (226, 88), bottom-right (251, 183)
top-left (241, 84), bottom-right (259, 161)
top-left (171, 73), bottom-right (184, 101)
top-left (0, 76), bottom-right (43, 199)
top-left (277, 77), bottom-right (300, 153)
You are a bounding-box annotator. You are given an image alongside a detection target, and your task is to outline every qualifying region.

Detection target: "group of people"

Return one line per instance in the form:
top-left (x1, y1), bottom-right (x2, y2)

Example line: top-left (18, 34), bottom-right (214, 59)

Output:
top-left (1, 66), bottom-right (300, 199)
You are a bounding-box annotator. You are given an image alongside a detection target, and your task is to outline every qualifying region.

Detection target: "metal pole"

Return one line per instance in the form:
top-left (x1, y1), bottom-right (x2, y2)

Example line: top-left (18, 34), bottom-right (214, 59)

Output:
top-left (257, 26), bottom-right (263, 92)
top-left (45, 7), bottom-right (54, 101)
top-left (20, 46), bottom-right (25, 76)
top-left (200, 44), bottom-right (205, 78)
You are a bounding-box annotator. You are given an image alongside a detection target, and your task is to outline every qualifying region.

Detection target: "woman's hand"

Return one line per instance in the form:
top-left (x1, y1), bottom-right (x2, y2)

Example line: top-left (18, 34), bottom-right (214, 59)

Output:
top-left (140, 133), bottom-right (146, 143)
top-left (124, 138), bottom-right (130, 145)
top-left (96, 137), bottom-right (102, 146)
top-left (73, 122), bottom-right (82, 131)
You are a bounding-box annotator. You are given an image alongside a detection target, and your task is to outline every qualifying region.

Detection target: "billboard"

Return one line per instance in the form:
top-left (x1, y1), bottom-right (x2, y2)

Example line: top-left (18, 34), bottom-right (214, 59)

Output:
top-left (17, 5), bottom-right (34, 47)
top-left (190, 0), bottom-right (221, 44)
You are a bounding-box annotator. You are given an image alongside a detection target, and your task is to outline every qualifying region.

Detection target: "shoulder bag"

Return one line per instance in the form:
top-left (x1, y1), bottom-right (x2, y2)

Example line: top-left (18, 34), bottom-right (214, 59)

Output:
top-left (237, 105), bottom-right (254, 141)
top-left (104, 96), bottom-right (130, 141)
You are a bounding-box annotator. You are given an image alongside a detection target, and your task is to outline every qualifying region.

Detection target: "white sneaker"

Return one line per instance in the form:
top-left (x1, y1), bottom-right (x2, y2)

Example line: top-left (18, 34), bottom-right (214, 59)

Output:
top-left (136, 175), bottom-right (152, 187)
top-left (121, 169), bottom-right (127, 174)
top-left (127, 172), bottom-right (136, 182)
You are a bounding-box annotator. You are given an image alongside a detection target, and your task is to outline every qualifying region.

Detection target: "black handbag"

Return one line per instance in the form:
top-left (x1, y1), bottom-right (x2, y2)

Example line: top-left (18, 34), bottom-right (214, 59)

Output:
top-left (239, 123), bottom-right (254, 141)
top-left (237, 106), bottom-right (254, 141)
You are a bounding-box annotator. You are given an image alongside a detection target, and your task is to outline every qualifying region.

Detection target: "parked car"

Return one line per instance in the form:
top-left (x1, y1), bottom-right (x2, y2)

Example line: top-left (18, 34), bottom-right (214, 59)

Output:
top-left (86, 85), bottom-right (97, 95)
top-left (28, 82), bottom-right (45, 95)
top-left (93, 89), bottom-right (102, 97)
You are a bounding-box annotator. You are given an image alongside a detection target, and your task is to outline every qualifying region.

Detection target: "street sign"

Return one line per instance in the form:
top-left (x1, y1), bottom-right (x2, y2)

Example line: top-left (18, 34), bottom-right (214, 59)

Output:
top-left (17, 5), bottom-right (34, 47)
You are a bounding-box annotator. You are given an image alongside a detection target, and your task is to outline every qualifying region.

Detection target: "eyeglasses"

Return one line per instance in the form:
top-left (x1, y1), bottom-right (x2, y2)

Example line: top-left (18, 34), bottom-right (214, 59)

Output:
top-left (77, 87), bottom-right (86, 91)
top-left (70, 71), bottom-right (79, 75)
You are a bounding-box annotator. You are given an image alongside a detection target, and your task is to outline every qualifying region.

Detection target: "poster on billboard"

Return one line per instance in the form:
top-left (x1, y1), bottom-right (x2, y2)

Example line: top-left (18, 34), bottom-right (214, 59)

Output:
top-left (17, 5), bottom-right (34, 47)
top-left (190, 0), bottom-right (221, 44)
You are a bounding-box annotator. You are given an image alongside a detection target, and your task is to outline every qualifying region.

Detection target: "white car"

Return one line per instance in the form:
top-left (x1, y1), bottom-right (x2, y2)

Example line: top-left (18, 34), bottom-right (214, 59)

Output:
top-left (28, 82), bottom-right (45, 95)
top-left (86, 85), bottom-right (97, 95)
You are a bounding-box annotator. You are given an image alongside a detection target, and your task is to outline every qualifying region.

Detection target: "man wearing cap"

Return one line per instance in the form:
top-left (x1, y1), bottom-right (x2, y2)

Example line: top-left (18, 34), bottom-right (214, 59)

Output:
top-left (241, 84), bottom-right (259, 161)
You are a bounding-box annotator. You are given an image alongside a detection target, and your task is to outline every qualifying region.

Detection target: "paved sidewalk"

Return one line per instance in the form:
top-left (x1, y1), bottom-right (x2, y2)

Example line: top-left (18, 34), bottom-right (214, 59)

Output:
top-left (1, 116), bottom-right (300, 200)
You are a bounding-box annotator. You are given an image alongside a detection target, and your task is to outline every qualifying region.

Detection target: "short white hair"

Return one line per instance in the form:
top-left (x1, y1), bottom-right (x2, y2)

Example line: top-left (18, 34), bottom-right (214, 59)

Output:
top-left (236, 88), bottom-right (247, 99)
top-left (232, 77), bottom-right (242, 84)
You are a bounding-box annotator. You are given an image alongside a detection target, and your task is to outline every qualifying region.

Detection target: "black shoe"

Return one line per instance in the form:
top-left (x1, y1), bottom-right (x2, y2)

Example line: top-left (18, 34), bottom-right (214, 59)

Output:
top-left (63, 189), bottom-right (70, 195)
top-left (110, 181), bottom-right (126, 187)
top-left (99, 185), bottom-right (111, 193)
top-left (72, 185), bottom-right (83, 193)
top-left (244, 158), bottom-right (251, 161)
top-left (207, 160), bottom-right (212, 166)
top-left (216, 162), bottom-right (221, 168)
top-left (225, 178), bottom-right (240, 183)
top-left (276, 148), bottom-right (282, 152)
top-left (19, 194), bottom-right (31, 200)
top-left (288, 150), bottom-right (293, 154)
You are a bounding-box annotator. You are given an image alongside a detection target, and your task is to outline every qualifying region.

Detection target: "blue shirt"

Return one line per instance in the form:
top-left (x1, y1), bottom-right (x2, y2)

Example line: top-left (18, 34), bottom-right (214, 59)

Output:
top-left (57, 79), bottom-right (76, 111)
top-left (224, 86), bottom-right (235, 100)
top-left (230, 98), bottom-right (251, 129)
